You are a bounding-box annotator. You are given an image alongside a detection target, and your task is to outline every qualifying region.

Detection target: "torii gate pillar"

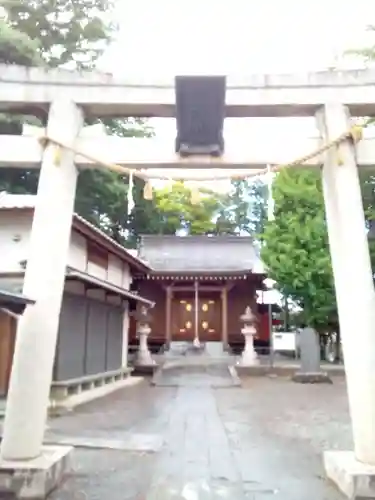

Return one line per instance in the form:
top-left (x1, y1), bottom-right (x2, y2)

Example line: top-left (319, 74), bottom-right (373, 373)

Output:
top-left (317, 103), bottom-right (375, 499)
top-left (0, 99), bottom-right (83, 498)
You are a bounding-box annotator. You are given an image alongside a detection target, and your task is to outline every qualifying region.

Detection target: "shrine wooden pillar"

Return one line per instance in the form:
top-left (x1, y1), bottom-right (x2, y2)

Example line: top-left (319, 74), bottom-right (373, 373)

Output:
top-left (165, 286), bottom-right (172, 348)
top-left (193, 280), bottom-right (200, 347)
top-left (221, 286), bottom-right (228, 350)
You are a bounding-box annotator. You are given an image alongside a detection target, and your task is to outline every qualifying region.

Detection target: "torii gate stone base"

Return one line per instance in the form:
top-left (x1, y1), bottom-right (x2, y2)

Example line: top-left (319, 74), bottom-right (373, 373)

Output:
top-left (1, 66), bottom-right (375, 498)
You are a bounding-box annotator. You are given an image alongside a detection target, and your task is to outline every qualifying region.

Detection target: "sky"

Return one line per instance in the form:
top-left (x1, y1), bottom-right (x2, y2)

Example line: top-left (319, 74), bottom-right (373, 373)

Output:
top-left (98, 0), bottom-right (375, 191)
top-left (99, 0), bottom-right (375, 142)
top-left (98, 2), bottom-right (374, 303)
top-left (104, 0), bottom-right (373, 77)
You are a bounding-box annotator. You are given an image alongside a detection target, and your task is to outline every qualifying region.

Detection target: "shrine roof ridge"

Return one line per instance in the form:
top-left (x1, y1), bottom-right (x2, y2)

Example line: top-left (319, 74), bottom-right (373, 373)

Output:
top-left (138, 234), bottom-right (261, 273)
top-left (139, 234), bottom-right (254, 242)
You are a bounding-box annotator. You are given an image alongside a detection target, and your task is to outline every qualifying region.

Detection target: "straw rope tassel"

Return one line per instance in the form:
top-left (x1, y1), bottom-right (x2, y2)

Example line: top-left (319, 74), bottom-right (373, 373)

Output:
top-left (336, 145), bottom-right (344, 166)
top-left (53, 145), bottom-right (62, 167)
top-left (190, 185), bottom-right (200, 205)
top-left (127, 171), bottom-right (135, 214)
top-left (143, 180), bottom-right (153, 200)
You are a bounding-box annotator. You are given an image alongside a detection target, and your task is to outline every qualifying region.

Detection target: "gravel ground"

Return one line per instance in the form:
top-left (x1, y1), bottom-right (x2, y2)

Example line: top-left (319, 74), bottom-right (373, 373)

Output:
top-left (46, 373), bottom-right (350, 499)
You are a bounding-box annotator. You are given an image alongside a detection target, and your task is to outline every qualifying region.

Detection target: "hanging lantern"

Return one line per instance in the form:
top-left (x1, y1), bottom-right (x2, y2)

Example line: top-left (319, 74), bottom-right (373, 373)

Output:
top-left (143, 180), bottom-right (153, 200)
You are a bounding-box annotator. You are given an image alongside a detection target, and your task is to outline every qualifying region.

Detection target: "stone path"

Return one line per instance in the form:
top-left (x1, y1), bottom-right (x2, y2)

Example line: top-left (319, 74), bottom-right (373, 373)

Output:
top-left (47, 371), bottom-right (349, 499)
top-left (152, 364), bottom-right (238, 388)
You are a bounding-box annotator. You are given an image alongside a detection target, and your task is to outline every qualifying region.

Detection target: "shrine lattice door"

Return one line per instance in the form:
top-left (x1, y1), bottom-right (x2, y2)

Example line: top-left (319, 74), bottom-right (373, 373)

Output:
top-left (172, 296), bottom-right (221, 342)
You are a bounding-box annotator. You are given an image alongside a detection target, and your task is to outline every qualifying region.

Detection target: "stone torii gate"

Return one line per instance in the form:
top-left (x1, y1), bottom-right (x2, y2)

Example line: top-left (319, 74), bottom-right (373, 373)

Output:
top-left (1, 65), bottom-right (375, 499)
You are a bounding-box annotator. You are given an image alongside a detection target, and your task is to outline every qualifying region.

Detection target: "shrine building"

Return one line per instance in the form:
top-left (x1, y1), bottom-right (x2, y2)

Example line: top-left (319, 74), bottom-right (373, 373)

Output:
top-left (130, 235), bottom-right (275, 353)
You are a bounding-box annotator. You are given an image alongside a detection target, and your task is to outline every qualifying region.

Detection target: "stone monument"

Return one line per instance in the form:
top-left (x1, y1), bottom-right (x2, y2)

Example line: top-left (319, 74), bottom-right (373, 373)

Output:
top-left (133, 305), bottom-right (155, 368)
top-left (292, 327), bottom-right (332, 384)
top-left (237, 306), bottom-right (260, 366)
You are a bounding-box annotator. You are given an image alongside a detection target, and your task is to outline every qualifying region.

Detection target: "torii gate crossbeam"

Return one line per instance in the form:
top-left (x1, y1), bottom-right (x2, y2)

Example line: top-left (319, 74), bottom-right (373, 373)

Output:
top-left (1, 134), bottom-right (375, 170)
top-left (2, 64), bottom-right (375, 117)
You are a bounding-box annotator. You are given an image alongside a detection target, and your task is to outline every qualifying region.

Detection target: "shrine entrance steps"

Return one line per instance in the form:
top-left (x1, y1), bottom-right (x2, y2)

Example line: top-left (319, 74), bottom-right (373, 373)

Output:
top-left (152, 341), bottom-right (240, 388)
top-left (164, 341), bottom-right (228, 359)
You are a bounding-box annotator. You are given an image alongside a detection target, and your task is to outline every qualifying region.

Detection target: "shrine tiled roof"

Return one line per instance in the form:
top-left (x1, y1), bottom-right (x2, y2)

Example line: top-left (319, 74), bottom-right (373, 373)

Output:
top-left (138, 235), bottom-right (263, 273)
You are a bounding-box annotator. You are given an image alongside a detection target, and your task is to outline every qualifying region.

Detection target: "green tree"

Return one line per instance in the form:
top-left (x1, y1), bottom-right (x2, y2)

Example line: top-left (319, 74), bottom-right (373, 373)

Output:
top-left (261, 168), bottom-right (337, 331)
top-left (0, 1), bottom-right (117, 208)
top-left (345, 25), bottom-right (375, 63)
top-left (73, 120), bottom-right (154, 243)
top-left (4, 0), bottom-right (115, 69)
top-left (221, 178), bottom-right (268, 237)
top-left (217, 180), bottom-right (251, 235)
top-left (360, 171), bottom-right (375, 266)
top-left (0, 19), bottom-right (42, 66)
top-left (0, 2), bottom-right (157, 244)
top-left (153, 181), bottom-right (226, 235)
top-left (0, 20), bottom-right (42, 136)
top-left (246, 178), bottom-right (268, 235)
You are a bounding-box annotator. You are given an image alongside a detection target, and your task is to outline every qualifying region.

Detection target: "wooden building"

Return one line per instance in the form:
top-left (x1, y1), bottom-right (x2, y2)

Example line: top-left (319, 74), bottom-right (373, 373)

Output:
top-left (131, 235), bottom-right (274, 352)
top-left (0, 290), bottom-right (35, 398)
top-left (0, 194), bottom-right (152, 400)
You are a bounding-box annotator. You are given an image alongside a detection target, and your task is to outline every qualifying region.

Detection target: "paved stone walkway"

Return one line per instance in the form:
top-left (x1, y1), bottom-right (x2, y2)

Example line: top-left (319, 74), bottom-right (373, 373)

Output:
top-left (152, 364), bottom-right (237, 387)
top-left (48, 371), bottom-right (349, 499)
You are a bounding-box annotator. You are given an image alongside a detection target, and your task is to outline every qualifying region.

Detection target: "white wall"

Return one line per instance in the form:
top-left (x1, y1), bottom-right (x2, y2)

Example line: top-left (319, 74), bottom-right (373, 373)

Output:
top-left (0, 210), bottom-right (135, 290)
top-left (108, 254), bottom-right (123, 287)
top-left (64, 280), bottom-right (85, 296)
top-left (68, 232), bottom-right (87, 270)
top-left (0, 212), bottom-right (32, 272)
top-left (86, 261), bottom-right (107, 281)
top-left (122, 263), bottom-right (132, 290)
top-left (106, 256), bottom-right (132, 290)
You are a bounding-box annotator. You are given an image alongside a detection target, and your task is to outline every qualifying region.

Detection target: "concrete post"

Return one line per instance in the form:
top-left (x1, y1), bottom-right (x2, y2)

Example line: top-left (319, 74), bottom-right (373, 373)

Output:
top-left (317, 104), bottom-right (375, 465)
top-left (1, 99), bottom-right (83, 460)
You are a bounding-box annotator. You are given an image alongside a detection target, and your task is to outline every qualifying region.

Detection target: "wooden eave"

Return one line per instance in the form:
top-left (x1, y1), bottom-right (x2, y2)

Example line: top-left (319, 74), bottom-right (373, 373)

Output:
top-left (134, 270), bottom-right (266, 281)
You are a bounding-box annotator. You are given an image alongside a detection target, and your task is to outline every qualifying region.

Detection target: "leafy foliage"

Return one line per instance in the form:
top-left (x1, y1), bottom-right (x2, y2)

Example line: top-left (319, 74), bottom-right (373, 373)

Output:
top-left (0, 0), bottom-right (268, 243)
top-left (0, 19), bottom-right (42, 65)
top-left (4, 0), bottom-right (115, 69)
top-left (261, 168), bottom-right (337, 330)
top-left (345, 25), bottom-right (375, 63)
top-left (154, 182), bottom-right (227, 236)
top-left (219, 178), bottom-right (268, 236)
top-left (245, 178), bottom-right (268, 235)
top-left (0, 0), bottom-right (156, 244)
top-left (260, 30), bottom-right (375, 331)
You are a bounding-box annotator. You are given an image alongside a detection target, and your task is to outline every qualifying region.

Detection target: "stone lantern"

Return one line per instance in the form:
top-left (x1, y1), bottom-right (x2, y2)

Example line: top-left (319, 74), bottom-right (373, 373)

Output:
top-left (237, 305), bottom-right (260, 366)
top-left (134, 305), bottom-right (155, 366)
